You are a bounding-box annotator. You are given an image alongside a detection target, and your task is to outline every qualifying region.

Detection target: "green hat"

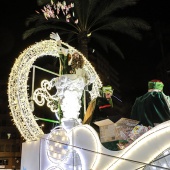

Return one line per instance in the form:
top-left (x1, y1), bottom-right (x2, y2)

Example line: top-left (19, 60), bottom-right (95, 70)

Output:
top-left (148, 79), bottom-right (164, 91)
top-left (102, 85), bottom-right (113, 94)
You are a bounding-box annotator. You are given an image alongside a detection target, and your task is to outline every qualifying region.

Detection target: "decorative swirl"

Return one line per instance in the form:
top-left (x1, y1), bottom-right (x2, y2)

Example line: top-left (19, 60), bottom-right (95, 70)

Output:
top-left (33, 79), bottom-right (59, 113)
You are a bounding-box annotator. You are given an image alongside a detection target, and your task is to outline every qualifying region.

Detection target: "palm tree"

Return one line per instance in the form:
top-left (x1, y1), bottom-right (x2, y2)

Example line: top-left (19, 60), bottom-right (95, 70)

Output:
top-left (23, 0), bottom-right (150, 59)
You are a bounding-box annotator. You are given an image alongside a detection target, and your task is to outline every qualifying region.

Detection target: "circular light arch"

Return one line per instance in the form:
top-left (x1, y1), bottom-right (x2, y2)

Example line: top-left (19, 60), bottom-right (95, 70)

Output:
top-left (8, 39), bottom-right (102, 141)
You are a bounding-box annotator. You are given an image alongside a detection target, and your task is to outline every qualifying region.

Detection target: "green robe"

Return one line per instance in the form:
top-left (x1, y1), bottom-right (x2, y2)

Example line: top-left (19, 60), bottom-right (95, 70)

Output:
top-left (131, 91), bottom-right (170, 127)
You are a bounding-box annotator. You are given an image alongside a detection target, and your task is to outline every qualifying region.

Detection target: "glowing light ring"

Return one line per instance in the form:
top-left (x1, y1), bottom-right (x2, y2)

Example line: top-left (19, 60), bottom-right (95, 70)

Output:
top-left (8, 39), bottom-right (102, 141)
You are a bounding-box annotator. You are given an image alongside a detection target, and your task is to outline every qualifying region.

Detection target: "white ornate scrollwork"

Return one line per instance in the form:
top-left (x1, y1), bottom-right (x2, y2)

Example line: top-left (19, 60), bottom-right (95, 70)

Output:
top-left (33, 79), bottom-right (59, 113)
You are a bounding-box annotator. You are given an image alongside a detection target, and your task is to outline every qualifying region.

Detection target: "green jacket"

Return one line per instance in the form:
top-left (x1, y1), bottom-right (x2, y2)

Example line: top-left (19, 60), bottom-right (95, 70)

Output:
top-left (131, 91), bottom-right (170, 126)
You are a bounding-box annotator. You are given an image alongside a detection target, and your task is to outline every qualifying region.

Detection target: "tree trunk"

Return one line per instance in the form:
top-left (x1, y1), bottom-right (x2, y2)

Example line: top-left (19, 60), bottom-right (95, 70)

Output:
top-left (77, 31), bottom-right (89, 58)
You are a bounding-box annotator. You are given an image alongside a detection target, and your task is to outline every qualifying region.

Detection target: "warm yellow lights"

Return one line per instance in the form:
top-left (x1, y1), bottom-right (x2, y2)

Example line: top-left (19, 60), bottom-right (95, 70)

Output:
top-left (50, 146), bottom-right (54, 151)
top-left (53, 153), bottom-right (57, 158)
top-left (9, 35), bottom-right (170, 170)
top-left (8, 38), bottom-right (102, 141)
top-left (62, 150), bottom-right (67, 155)
top-left (47, 126), bottom-right (70, 163)
top-left (45, 120), bottom-right (170, 170)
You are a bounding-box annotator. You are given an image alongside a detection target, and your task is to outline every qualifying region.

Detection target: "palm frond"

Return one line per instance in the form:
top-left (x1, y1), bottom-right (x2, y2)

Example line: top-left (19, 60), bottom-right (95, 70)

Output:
top-left (25, 14), bottom-right (46, 26)
top-left (24, 0), bottom-right (150, 60)
top-left (65, 32), bottom-right (76, 44)
top-left (73, 0), bottom-right (84, 29)
top-left (92, 17), bottom-right (151, 40)
top-left (92, 33), bottom-right (124, 59)
top-left (80, 0), bottom-right (99, 30)
top-left (23, 24), bottom-right (77, 40)
top-left (37, 0), bottom-right (50, 6)
top-left (85, 0), bottom-right (99, 23)
top-left (88, 0), bottom-right (139, 28)
top-left (23, 25), bottom-right (54, 39)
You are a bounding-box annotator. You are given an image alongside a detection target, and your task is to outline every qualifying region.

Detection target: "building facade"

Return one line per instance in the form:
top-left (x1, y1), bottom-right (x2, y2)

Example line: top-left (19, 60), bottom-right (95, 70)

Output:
top-left (0, 82), bottom-right (22, 170)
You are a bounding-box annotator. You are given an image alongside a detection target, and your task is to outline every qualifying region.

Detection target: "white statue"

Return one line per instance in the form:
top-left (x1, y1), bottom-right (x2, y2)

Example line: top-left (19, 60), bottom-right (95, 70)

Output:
top-left (55, 71), bottom-right (86, 120)
top-left (33, 33), bottom-right (96, 125)
top-left (53, 48), bottom-right (95, 124)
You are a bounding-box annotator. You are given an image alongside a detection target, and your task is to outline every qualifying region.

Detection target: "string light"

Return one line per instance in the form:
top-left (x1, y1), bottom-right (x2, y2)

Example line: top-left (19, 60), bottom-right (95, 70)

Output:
top-left (9, 35), bottom-right (170, 170)
top-left (35, 123), bottom-right (170, 170)
top-left (30, 121), bottom-right (170, 169)
top-left (8, 38), bottom-right (102, 141)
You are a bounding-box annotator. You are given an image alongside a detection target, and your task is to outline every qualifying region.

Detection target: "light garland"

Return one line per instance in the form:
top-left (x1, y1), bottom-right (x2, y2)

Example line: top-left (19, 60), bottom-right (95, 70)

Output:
top-left (8, 38), bottom-right (102, 141)
top-left (44, 123), bottom-right (100, 170)
top-left (11, 35), bottom-right (170, 170)
top-left (40, 121), bottom-right (170, 170)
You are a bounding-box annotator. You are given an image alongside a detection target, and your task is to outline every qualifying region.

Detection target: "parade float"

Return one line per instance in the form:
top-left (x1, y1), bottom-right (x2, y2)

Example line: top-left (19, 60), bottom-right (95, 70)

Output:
top-left (7, 33), bottom-right (170, 170)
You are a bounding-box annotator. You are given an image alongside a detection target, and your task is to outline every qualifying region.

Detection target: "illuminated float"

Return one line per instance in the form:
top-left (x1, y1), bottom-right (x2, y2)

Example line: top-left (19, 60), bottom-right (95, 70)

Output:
top-left (8, 34), bottom-right (170, 170)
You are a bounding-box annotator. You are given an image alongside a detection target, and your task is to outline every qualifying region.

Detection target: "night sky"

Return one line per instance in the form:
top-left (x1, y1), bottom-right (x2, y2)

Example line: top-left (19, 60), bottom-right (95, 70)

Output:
top-left (1, 0), bottom-right (170, 105)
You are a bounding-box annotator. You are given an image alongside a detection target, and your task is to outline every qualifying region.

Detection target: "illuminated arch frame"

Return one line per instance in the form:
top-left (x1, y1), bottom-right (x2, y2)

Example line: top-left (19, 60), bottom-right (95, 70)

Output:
top-left (9, 39), bottom-right (170, 170)
top-left (8, 39), bottom-right (102, 141)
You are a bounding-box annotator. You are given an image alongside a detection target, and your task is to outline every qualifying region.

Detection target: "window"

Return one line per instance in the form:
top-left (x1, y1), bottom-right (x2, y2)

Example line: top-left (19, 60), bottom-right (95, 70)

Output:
top-left (11, 144), bottom-right (20, 152)
top-left (16, 144), bottom-right (21, 152)
top-left (0, 132), bottom-right (6, 139)
top-left (0, 145), bottom-right (4, 152)
top-left (0, 159), bottom-right (8, 165)
top-left (11, 144), bottom-right (15, 152)
top-left (5, 144), bottom-right (11, 152)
